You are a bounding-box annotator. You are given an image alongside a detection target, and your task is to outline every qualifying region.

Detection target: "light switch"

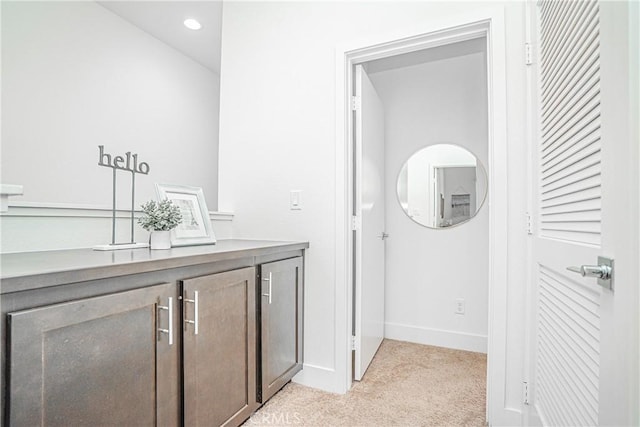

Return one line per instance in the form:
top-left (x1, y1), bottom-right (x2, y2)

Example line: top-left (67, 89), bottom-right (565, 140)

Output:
top-left (290, 190), bottom-right (302, 210)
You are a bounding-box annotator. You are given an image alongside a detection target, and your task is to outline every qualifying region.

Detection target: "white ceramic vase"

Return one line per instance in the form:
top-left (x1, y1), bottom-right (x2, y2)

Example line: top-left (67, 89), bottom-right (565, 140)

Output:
top-left (150, 230), bottom-right (171, 250)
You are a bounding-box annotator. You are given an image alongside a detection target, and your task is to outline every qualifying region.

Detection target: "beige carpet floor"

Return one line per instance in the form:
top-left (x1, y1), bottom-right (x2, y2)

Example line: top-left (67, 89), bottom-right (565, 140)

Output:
top-left (244, 339), bottom-right (487, 427)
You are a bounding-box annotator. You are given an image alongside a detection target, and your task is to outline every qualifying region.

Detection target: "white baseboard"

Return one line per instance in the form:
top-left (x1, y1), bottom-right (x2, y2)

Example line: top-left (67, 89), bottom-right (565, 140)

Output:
top-left (384, 322), bottom-right (488, 354)
top-left (293, 363), bottom-right (345, 394)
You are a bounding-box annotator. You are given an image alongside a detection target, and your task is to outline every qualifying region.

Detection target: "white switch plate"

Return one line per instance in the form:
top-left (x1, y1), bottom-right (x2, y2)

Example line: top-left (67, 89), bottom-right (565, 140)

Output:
top-left (455, 298), bottom-right (465, 315)
top-left (290, 190), bottom-right (302, 210)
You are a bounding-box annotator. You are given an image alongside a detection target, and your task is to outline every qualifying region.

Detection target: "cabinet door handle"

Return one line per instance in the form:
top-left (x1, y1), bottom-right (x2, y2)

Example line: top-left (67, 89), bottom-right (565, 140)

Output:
top-left (184, 290), bottom-right (199, 335)
top-left (262, 272), bottom-right (272, 304)
top-left (158, 297), bottom-right (174, 346)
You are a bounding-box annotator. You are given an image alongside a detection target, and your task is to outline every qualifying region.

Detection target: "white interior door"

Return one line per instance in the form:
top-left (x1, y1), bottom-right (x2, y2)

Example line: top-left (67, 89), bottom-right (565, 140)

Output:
top-left (529, 1), bottom-right (638, 425)
top-left (354, 64), bottom-right (385, 381)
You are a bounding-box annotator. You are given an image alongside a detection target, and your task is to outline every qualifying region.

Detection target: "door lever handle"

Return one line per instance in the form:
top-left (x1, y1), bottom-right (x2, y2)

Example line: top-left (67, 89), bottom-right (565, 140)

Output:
top-left (566, 256), bottom-right (614, 291)
top-left (567, 265), bottom-right (611, 279)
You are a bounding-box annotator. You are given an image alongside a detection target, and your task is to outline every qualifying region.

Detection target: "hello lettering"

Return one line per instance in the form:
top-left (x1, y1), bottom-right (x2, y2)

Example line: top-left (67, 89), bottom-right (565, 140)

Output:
top-left (98, 145), bottom-right (150, 175)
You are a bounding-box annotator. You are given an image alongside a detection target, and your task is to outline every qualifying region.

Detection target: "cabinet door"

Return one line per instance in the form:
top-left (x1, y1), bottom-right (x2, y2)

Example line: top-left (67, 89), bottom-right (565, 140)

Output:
top-left (260, 257), bottom-right (303, 402)
top-left (7, 282), bottom-right (179, 427)
top-left (182, 267), bottom-right (258, 427)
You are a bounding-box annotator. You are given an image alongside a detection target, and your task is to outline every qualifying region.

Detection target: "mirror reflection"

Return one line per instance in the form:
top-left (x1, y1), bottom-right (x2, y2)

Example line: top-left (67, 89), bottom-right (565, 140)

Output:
top-left (396, 144), bottom-right (487, 229)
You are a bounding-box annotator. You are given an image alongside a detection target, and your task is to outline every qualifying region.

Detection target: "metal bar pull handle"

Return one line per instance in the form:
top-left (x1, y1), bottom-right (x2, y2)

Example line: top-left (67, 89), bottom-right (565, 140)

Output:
top-left (184, 290), bottom-right (199, 335)
top-left (262, 272), bottom-right (272, 305)
top-left (158, 297), bottom-right (174, 346)
top-left (566, 256), bottom-right (614, 291)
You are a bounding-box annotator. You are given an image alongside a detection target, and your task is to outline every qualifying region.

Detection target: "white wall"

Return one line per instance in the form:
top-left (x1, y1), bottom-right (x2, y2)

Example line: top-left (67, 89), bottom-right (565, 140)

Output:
top-left (218, 1), bottom-right (529, 422)
top-left (369, 52), bottom-right (489, 353)
top-left (1, 1), bottom-right (220, 211)
top-left (0, 205), bottom-right (233, 253)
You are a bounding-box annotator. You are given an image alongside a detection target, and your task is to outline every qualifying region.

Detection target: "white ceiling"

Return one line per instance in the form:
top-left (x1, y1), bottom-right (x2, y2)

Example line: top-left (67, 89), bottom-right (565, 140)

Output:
top-left (98, 1), bottom-right (223, 74)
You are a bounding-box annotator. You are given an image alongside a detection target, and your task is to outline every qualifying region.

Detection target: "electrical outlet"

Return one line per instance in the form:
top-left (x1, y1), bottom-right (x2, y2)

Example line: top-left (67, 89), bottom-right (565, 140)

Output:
top-left (455, 298), bottom-right (465, 315)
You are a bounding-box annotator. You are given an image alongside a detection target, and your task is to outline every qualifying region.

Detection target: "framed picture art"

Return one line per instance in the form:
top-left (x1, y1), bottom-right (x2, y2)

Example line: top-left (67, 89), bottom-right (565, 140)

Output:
top-left (155, 184), bottom-right (216, 246)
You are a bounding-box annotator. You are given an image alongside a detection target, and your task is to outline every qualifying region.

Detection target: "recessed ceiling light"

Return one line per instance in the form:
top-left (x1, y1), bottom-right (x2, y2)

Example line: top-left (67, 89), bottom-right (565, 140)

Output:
top-left (184, 18), bottom-right (202, 30)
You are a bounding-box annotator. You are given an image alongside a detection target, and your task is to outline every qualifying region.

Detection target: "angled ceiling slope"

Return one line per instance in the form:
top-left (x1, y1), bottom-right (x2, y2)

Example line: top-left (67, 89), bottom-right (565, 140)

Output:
top-left (98, 1), bottom-right (223, 74)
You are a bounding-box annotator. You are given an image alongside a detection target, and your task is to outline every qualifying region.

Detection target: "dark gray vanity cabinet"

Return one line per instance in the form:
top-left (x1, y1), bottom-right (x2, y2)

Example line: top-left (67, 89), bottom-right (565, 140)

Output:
top-left (182, 267), bottom-right (259, 427)
top-left (0, 240), bottom-right (308, 427)
top-left (6, 282), bottom-right (180, 427)
top-left (259, 257), bottom-right (304, 403)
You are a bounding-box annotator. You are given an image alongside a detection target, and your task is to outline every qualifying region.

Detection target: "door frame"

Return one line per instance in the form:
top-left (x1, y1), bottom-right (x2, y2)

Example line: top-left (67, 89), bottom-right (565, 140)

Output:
top-left (334, 7), bottom-right (514, 425)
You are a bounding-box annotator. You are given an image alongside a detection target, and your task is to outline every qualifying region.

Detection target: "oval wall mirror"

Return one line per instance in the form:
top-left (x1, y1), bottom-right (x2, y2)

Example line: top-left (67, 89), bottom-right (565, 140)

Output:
top-left (396, 144), bottom-right (488, 229)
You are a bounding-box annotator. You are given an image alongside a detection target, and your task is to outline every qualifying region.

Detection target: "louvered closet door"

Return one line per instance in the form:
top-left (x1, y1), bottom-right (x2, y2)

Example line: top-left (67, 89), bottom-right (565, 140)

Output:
top-left (531, 1), bottom-right (637, 425)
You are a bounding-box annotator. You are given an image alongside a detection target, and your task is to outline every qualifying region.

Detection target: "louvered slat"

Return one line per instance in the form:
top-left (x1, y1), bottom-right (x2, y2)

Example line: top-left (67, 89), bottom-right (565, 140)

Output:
top-left (539, 0), bottom-right (601, 246)
top-left (540, 229), bottom-right (601, 246)
top-left (541, 184), bottom-right (600, 207)
top-left (536, 3), bottom-right (602, 422)
top-left (543, 179), bottom-right (600, 203)
top-left (539, 1), bottom-right (574, 47)
top-left (539, 271), bottom-right (600, 331)
top-left (542, 75), bottom-right (600, 150)
top-left (542, 138), bottom-right (600, 181)
top-left (542, 92), bottom-right (600, 153)
top-left (541, 223), bottom-right (600, 236)
top-left (541, 57), bottom-right (599, 138)
top-left (542, 117), bottom-right (599, 165)
top-left (540, 2), bottom-right (599, 104)
top-left (540, 2), bottom-right (593, 95)
top-left (542, 172), bottom-right (600, 199)
top-left (537, 324), bottom-right (598, 396)
top-left (540, 201), bottom-right (600, 216)
top-left (537, 346), bottom-right (596, 424)
top-left (537, 341), bottom-right (596, 420)
top-left (542, 157), bottom-right (599, 190)
top-left (542, 150), bottom-right (601, 186)
top-left (539, 287), bottom-right (599, 349)
top-left (541, 211), bottom-right (600, 225)
top-left (540, 1), bottom-right (596, 81)
top-left (542, 162), bottom-right (599, 193)
top-left (537, 266), bottom-right (600, 426)
top-left (537, 378), bottom-right (570, 426)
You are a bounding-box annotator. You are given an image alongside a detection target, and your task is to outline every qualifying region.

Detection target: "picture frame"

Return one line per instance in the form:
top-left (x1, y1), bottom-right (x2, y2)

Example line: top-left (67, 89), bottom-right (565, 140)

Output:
top-left (155, 183), bottom-right (216, 247)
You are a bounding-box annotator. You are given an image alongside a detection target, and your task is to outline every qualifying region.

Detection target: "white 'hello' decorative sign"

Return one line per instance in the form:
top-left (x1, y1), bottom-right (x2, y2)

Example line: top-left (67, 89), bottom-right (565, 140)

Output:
top-left (93, 145), bottom-right (151, 251)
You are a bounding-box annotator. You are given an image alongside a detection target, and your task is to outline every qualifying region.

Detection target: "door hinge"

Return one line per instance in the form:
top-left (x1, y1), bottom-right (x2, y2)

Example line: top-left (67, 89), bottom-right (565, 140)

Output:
top-left (525, 43), bottom-right (533, 65)
top-left (351, 335), bottom-right (357, 351)
top-left (351, 96), bottom-right (361, 111)
top-left (523, 381), bottom-right (530, 405)
top-left (351, 215), bottom-right (361, 231)
top-left (526, 212), bottom-right (533, 235)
